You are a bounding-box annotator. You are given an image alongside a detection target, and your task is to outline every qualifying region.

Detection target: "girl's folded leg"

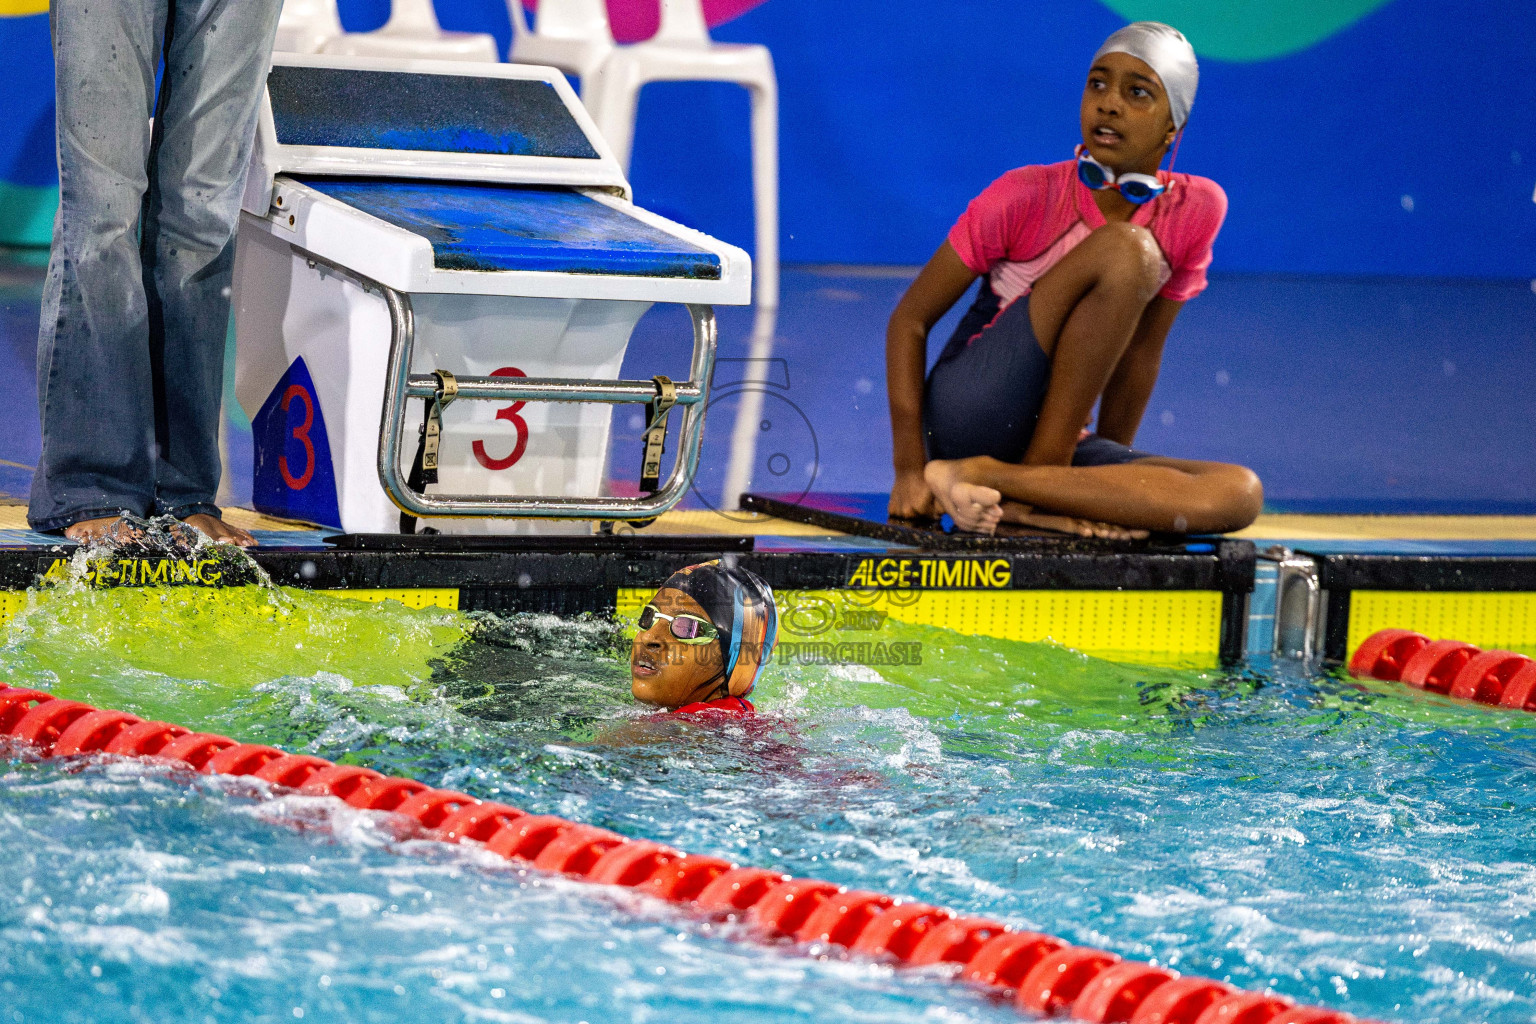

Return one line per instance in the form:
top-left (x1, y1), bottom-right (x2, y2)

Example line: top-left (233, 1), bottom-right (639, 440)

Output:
top-left (998, 501), bottom-right (1148, 541)
top-left (927, 455), bottom-right (1262, 535)
top-left (923, 460), bottom-right (1003, 534)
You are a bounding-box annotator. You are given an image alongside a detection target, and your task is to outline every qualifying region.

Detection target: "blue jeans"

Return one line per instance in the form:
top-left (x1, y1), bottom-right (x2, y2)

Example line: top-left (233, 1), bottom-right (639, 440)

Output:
top-left (28, 0), bottom-right (281, 532)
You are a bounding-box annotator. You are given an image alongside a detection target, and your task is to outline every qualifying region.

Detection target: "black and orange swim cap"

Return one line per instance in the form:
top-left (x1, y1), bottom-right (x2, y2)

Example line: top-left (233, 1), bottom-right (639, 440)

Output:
top-left (659, 560), bottom-right (778, 696)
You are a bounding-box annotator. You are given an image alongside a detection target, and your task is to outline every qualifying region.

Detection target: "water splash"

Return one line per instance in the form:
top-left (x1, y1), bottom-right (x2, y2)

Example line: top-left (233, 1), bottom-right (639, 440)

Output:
top-left (1, 518), bottom-right (469, 725)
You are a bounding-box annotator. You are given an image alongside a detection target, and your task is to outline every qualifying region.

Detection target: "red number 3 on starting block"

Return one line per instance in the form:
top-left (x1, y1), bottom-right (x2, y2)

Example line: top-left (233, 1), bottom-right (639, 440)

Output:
top-left (472, 366), bottom-right (529, 471)
top-left (279, 384), bottom-right (316, 490)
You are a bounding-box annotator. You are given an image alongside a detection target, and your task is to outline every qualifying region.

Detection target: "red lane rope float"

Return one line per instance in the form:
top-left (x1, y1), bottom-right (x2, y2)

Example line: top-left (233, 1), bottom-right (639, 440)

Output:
top-left (0, 684), bottom-right (1381, 1024)
top-left (1350, 629), bottom-right (1536, 712)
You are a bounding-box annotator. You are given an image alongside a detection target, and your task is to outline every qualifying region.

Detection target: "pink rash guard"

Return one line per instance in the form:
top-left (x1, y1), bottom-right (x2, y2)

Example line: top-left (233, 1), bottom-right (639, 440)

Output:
top-left (947, 159), bottom-right (1228, 310)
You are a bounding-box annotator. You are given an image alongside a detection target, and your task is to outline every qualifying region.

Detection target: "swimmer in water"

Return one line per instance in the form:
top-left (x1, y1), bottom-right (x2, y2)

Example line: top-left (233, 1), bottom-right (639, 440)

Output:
top-left (630, 561), bottom-right (778, 713)
top-left (886, 21), bottom-right (1262, 538)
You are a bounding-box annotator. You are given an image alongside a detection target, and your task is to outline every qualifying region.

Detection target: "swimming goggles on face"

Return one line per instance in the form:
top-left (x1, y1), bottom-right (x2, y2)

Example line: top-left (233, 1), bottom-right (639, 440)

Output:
top-left (638, 604), bottom-right (720, 644)
top-left (1075, 145), bottom-right (1167, 205)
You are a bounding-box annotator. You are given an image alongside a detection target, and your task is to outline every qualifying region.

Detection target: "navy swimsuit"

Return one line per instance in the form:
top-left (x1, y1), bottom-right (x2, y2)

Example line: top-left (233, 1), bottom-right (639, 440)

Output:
top-left (923, 282), bottom-right (1154, 466)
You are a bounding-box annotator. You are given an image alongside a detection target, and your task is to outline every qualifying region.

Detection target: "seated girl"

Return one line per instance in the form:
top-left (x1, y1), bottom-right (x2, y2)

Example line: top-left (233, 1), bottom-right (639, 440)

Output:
top-left (630, 561), bottom-right (778, 713)
top-left (886, 21), bottom-right (1263, 538)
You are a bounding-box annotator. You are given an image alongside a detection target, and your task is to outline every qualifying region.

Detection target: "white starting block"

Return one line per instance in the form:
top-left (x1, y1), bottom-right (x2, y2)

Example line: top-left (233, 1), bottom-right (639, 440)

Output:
top-left (232, 54), bottom-right (750, 533)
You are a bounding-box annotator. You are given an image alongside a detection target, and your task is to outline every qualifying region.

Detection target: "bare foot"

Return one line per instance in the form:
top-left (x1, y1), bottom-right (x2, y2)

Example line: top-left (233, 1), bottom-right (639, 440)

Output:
top-left (182, 513), bottom-right (257, 548)
top-left (1001, 501), bottom-right (1149, 540)
top-left (63, 516), bottom-right (142, 545)
top-left (923, 459), bottom-right (1003, 534)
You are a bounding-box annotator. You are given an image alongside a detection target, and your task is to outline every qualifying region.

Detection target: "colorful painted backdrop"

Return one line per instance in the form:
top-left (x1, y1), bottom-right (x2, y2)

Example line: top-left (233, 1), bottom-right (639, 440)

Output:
top-left (0, 2), bottom-right (54, 246)
top-left (4, 0), bottom-right (1533, 278)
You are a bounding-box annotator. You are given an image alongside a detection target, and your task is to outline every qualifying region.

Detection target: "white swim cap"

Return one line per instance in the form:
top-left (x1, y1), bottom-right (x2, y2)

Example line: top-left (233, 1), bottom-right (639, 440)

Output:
top-left (1092, 21), bottom-right (1199, 130)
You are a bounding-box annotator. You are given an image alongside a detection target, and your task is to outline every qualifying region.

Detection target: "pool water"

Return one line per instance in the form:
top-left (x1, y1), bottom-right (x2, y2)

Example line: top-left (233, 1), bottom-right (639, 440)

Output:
top-left (2, 567), bottom-right (1534, 1023)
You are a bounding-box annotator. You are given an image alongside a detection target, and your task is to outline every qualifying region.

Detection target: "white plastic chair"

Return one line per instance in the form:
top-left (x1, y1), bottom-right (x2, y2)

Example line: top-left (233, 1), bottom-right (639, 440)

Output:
top-left (321, 0), bottom-right (501, 63)
top-left (273, 0), bottom-right (345, 54)
top-left (507, 0), bottom-right (616, 94)
top-left (586, 0), bottom-right (779, 307)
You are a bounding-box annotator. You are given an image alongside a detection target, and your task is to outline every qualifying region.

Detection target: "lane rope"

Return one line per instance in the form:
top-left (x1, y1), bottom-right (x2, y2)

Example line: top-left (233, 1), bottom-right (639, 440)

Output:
top-left (0, 683), bottom-right (1379, 1024)
top-left (1349, 629), bottom-right (1536, 710)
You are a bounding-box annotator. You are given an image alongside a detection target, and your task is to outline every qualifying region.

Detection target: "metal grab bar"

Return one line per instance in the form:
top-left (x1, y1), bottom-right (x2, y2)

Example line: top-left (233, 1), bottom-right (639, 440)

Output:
top-left (402, 375), bottom-right (705, 405)
top-left (374, 281), bottom-right (717, 521)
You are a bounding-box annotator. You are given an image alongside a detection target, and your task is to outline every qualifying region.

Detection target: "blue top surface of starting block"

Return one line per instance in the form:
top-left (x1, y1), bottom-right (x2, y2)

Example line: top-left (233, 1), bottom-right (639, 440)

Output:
top-left (298, 177), bottom-right (722, 279)
top-left (269, 66), bottom-right (599, 160)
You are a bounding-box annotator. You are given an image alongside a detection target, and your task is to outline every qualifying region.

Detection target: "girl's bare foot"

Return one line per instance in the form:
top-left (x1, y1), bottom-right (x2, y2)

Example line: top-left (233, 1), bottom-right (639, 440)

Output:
top-left (63, 516), bottom-right (141, 545)
top-left (182, 513), bottom-right (257, 548)
top-left (923, 459), bottom-right (1003, 534)
top-left (1000, 501), bottom-right (1149, 540)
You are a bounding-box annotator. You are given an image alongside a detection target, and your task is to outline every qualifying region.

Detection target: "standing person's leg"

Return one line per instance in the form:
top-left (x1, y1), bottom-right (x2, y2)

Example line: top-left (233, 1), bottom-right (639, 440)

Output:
top-left (142, 0), bottom-right (281, 547)
top-left (28, 0), bottom-right (167, 540)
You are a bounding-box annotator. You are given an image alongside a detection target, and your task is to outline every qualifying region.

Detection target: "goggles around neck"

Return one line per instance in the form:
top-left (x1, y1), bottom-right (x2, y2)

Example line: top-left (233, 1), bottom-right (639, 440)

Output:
top-left (638, 604), bottom-right (720, 644)
top-left (1075, 145), bottom-right (1167, 205)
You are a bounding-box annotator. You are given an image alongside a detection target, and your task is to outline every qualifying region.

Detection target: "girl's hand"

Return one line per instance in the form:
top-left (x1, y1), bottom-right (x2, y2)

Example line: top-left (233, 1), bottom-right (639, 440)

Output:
top-left (889, 470), bottom-right (938, 520)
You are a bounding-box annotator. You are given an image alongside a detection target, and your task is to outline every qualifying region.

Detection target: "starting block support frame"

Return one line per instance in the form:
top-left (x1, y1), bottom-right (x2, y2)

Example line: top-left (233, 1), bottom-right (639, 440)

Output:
top-left (369, 274), bottom-right (717, 520)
